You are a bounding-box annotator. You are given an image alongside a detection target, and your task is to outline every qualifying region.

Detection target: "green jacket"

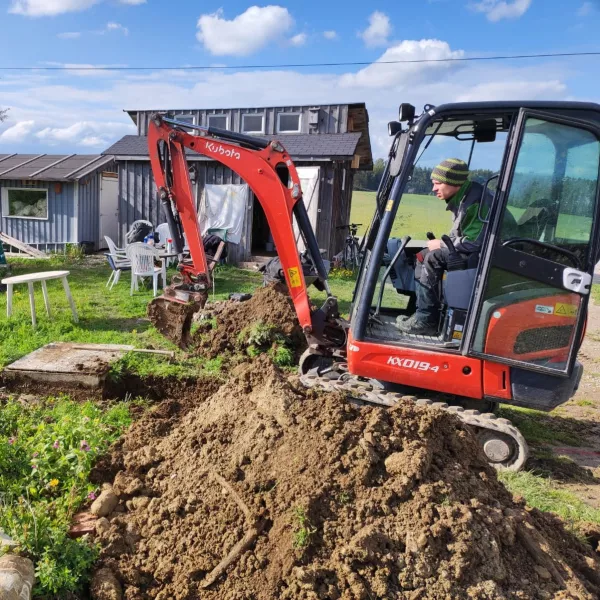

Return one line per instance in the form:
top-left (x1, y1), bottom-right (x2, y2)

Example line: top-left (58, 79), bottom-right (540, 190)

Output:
top-left (445, 181), bottom-right (489, 253)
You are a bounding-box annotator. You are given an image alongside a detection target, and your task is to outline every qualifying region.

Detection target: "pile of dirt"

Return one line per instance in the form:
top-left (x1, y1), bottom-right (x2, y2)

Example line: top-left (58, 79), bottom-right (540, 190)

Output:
top-left (191, 283), bottom-right (305, 359)
top-left (92, 356), bottom-right (600, 600)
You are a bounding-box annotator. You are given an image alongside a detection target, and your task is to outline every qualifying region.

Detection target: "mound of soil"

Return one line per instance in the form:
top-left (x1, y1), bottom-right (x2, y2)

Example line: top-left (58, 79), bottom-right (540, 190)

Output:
top-left (192, 284), bottom-right (305, 358)
top-left (92, 357), bottom-right (600, 600)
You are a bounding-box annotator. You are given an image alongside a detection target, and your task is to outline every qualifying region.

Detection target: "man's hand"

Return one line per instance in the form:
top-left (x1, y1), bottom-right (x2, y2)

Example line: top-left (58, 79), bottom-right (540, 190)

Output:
top-left (427, 239), bottom-right (442, 251)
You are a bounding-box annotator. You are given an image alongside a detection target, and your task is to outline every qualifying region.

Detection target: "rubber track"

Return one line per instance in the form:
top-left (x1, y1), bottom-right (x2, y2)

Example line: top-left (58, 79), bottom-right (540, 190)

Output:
top-left (300, 372), bottom-right (529, 472)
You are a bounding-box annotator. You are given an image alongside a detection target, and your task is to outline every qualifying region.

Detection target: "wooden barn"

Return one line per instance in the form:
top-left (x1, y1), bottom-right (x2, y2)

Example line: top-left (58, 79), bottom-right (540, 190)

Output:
top-left (103, 103), bottom-right (372, 263)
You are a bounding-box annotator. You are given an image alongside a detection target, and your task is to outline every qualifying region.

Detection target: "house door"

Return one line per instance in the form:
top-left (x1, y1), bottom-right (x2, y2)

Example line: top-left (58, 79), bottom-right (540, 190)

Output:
top-left (294, 166), bottom-right (320, 252)
top-left (99, 173), bottom-right (119, 248)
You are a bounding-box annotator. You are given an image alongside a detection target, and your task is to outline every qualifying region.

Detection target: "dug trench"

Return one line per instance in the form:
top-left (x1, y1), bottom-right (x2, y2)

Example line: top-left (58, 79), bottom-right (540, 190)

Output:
top-left (84, 286), bottom-right (600, 599)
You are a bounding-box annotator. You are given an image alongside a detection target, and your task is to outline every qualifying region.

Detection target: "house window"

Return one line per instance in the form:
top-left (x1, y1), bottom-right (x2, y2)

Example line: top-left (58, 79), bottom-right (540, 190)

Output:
top-left (2, 188), bottom-right (48, 219)
top-left (173, 114), bottom-right (196, 133)
top-left (242, 114), bottom-right (264, 134)
top-left (277, 113), bottom-right (301, 133)
top-left (208, 114), bottom-right (228, 129)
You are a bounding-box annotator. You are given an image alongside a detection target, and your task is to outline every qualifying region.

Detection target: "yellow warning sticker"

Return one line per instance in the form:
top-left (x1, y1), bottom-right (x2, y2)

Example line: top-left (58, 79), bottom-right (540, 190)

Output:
top-left (554, 302), bottom-right (578, 318)
top-left (385, 200), bottom-right (394, 212)
top-left (288, 267), bottom-right (302, 288)
top-left (452, 331), bottom-right (463, 340)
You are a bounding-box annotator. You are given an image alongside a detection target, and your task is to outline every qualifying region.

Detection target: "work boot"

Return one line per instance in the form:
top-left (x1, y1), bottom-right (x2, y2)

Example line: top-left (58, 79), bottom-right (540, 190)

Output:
top-left (395, 314), bottom-right (410, 327)
top-left (396, 314), bottom-right (438, 336)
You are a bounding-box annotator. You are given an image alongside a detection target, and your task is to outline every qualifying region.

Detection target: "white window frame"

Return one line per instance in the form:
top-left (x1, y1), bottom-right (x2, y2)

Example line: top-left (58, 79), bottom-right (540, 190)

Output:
top-left (277, 112), bottom-right (302, 133)
top-left (1, 187), bottom-right (49, 220)
top-left (173, 114), bottom-right (197, 135)
top-left (207, 114), bottom-right (229, 129)
top-left (241, 113), bottom-right (265, 134)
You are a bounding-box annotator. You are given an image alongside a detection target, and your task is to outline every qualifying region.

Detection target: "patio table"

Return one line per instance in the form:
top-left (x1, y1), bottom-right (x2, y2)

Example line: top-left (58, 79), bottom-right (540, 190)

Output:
top-left (1, 270), bottom-right (78, 329)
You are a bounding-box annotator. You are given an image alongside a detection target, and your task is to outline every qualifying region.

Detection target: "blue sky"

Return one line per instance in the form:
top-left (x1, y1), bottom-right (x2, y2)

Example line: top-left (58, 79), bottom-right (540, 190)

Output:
top-left (0, 0), bottom-right (599, 158)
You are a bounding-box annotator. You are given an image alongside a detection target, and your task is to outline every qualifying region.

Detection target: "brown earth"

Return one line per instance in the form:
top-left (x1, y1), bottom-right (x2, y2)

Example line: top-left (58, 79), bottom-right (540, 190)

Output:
top-left (191, 283), bottom-right (305, 359)
top-left (92, 356), bottom-right (600, 600)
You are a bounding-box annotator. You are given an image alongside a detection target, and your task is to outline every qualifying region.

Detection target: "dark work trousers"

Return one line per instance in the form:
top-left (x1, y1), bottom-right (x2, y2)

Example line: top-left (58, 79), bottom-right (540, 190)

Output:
top-left (415, 247), bottom-right (450, 325)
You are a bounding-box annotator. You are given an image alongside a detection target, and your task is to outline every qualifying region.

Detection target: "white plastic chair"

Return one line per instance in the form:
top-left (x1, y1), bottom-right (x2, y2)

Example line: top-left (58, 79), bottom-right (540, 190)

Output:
top-left (155, 223), bottom-right (172, 248)
top-left (104, 236), bottom-right (130, 289)
top-left (126, 243), bottom-right (167, 297)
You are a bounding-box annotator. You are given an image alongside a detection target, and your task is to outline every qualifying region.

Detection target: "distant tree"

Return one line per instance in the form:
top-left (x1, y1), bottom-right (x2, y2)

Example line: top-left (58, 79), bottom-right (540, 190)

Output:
top-left (353, 157), bottom-right (386, 191)
top-left (0, 108), bottom-right (8, 122)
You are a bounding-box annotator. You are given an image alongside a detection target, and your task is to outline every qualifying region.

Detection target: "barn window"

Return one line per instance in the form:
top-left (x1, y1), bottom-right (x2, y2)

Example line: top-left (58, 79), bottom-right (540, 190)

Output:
top-left (242, 114), bottom-right (264, 134)
top-left (277, 113), bottom-right (301, 133)
top-left (208, 114), bottom-right (228, 129)
top-left (173, 114), bottom-right (196, 133)
top-left (2, 188), bottom-right (48, 219)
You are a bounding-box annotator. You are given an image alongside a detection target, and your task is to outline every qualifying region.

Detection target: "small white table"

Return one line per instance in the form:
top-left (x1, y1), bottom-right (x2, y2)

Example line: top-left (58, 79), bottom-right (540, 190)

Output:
top-left (1, 270), bottom-right (78, 329)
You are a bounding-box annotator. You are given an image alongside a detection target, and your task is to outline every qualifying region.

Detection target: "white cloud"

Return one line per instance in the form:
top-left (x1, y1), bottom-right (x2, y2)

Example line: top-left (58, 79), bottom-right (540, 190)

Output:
top-left (323, 30), bottom-right (338, 40)
top-left (577, 2), bottom-right (595, 16)
top-left (0, 120), bottom-right (35, 141)
top-left (106, 22), bottom-right (129, 35)
top-left (471, 0), bottom-right (532, 22)
top-left (341, 39), bottom-right (464, 88)
top-left (196, 6), bottom-right (294, 56)
top-left (9, 0), bottom-right (144, 16)
top-left (455, 79), bottom-right (567, 102)
top-left (289, 33), bottom-right (307, 47)
top-left (58, 31), bottom-right (82, 39)
top-left (0, 39), bottom-right (582, 158)
top-left (359, 11), bottom-right (391, 48)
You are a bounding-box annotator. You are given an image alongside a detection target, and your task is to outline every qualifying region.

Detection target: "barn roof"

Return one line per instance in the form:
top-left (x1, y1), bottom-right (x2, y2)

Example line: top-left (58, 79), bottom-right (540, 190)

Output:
top-left (103, 133), bottom-right (364, 161)
top-left (0, 154), bottom-right (115, 181)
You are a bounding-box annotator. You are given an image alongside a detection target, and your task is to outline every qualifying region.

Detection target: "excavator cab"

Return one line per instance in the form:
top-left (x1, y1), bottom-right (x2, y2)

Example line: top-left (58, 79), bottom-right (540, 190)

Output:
top-left (348, 102), bottom-right (600, 418)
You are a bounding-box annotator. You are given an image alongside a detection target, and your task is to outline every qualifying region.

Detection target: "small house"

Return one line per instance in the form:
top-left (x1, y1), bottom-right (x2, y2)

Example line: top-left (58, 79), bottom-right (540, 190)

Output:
top-left (103, 103), bottom-right (373, 263)
top-left (0, 154), bottom-right (117, 253)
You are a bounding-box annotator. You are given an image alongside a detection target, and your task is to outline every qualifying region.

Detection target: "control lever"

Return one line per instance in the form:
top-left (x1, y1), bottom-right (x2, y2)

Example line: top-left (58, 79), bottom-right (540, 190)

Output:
top-left (426, 231), bottom-right (436, 240)
top-left (441, 235), bottom-right (467, 271)
top-left (373, 236), bottom-right (411, 318)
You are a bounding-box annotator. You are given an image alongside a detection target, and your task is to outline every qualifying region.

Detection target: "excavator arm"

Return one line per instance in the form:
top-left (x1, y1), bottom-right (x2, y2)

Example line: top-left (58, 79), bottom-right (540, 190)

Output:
top-left (147, 113), bottom-right (343, 347)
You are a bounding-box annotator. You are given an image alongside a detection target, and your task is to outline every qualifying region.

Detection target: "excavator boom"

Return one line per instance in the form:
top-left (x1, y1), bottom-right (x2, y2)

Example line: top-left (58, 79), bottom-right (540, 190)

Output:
top-left (147, 114), bottom-right (342, 347)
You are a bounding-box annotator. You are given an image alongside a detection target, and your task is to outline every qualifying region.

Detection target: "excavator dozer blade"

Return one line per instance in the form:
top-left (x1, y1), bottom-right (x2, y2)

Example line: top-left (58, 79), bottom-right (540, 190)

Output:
top-left (147, 295), bottom-right (207, 349)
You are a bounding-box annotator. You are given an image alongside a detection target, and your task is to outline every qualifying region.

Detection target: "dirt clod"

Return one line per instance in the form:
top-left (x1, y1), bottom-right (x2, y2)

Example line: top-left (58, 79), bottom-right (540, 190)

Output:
top-left (93, 356), bottom-right (600, 599)
top-left (192, 283), bottom-right (305, 358)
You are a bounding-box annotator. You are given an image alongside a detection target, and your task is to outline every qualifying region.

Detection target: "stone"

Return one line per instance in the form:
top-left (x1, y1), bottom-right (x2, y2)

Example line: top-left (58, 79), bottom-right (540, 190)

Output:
top-left (91, 490), bottom-right (119, 517)
top-left (0, 555), bottom-right (35, 600)
top-left (90, 568), bottom-right (123, 600)
top-left (0, 531), bottom-right (18, 551)
top-left (534, 565), bottom-right (552, 580)
top-left (95, 518), bottom-right (111, 535)
top-left (69, 511), bottom-right (98, 538)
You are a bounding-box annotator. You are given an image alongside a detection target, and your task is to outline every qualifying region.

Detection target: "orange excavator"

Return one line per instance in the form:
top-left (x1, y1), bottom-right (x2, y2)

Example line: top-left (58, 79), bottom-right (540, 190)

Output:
top-left (147, 102), bottom-right (600, 471)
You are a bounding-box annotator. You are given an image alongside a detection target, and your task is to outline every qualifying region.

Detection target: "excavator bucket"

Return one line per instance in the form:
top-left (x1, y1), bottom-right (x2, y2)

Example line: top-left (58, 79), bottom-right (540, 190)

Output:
top-left (147, 295), bottom-right (207, 349)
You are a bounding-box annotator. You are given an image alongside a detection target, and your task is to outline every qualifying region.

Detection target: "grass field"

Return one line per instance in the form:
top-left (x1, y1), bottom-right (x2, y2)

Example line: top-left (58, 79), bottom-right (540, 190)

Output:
top-left (350, 191), bottom-right (452, 240)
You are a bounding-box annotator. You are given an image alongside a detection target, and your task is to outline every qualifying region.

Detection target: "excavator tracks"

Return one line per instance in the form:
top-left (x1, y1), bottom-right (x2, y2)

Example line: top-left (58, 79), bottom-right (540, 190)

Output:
top-left (299, 370), bottom-right (529, 472)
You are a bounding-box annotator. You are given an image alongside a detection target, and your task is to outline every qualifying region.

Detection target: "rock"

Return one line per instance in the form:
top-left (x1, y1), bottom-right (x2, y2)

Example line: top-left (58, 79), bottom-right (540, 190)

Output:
top-left (0, 531), bottom-right (17, 551)
top-left (90, 568), bottom-right (123, 600)
top-left (91, 490), bottom-right (119, 517)
top-left (96, 518), bottom-right (111, 535)
top-left (534, 565), bottom-right (552, 580)
top-left (69, 511), bottom-right (98, 538)
top-left (0, 555), bottom-right (35, 600)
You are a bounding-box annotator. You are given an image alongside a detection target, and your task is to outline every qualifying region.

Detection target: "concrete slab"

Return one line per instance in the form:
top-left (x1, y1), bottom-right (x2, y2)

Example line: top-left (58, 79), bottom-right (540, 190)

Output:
top-left (3, 342), bottom-right (134, 388)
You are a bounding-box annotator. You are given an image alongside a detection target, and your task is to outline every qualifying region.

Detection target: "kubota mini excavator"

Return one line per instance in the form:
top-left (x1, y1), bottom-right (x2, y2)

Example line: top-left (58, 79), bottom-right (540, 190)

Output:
top-left (147, 101), bottom-right (600, 471)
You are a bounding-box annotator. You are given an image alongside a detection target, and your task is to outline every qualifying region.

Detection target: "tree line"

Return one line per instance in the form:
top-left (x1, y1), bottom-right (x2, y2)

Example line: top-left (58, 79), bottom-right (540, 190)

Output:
top-left (354, 161), bottom-right (496, 195)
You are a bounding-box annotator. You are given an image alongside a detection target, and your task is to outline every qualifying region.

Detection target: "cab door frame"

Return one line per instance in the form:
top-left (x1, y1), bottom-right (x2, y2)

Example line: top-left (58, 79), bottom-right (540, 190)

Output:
top-left (463, 108), bottom-right (600, 377)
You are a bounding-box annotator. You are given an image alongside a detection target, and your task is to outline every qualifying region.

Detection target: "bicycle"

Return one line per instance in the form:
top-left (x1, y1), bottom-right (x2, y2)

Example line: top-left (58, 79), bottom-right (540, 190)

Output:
top-left (336, 223), bottom-right (362, 271)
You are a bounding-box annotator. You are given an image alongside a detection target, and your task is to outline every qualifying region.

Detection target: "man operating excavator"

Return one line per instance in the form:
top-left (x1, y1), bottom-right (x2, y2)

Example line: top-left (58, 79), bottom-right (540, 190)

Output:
top-left (397, 158), bottom-right (490, 335)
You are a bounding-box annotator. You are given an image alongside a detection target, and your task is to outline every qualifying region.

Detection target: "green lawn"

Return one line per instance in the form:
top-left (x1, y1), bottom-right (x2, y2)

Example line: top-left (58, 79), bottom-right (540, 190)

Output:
top-left (350, 191), bottom-right (453, 240)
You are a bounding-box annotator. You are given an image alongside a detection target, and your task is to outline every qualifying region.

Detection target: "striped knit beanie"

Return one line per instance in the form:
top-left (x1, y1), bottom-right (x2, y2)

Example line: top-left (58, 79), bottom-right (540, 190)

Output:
top-left (431, 158), bottom-right (469, 186)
